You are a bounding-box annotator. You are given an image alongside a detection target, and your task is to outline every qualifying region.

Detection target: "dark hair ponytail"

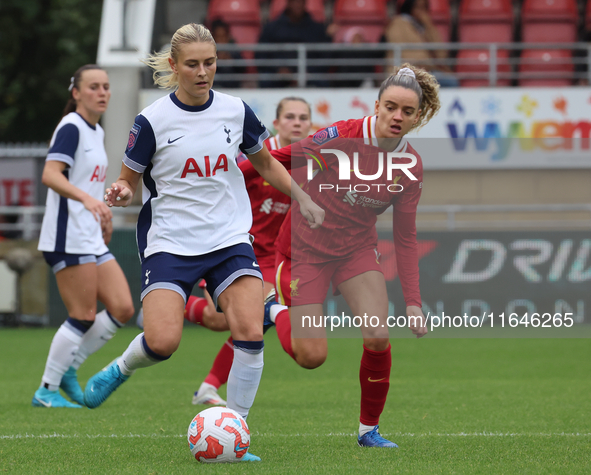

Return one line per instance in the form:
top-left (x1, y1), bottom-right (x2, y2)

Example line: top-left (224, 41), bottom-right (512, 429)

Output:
top-left (61, 64), bottom-right (104, 117)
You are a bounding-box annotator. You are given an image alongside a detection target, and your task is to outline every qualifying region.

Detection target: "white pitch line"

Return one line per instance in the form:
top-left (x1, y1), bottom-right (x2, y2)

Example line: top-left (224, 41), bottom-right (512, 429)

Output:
top-left (2, 432), bottom-right (591, 440)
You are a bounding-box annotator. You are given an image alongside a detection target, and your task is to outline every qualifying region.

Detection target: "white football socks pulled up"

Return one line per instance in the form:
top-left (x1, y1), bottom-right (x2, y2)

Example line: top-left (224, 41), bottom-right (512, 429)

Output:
top-left (226, 346), bottom-right (264, 420)
top-left (359, 423), bottom-right (377, 437)
top-left (72, 310), bottom-right (122, 370)
top-left (41, 323), bottom-right (83, 391)
top-left (118, 333), bottom-right (164, 376)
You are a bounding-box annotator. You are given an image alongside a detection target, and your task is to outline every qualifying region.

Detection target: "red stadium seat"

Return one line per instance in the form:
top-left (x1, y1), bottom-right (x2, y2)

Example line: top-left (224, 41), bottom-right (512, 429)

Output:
top-left (228, 25), bottom-right (261, 45)
top-left (518, 49), bottom-right (574, 86)
top-left (269, 0), bottom-right (326, 23)
top-left (521, 0), bottom-right (578, 43)
top-left (458, 0), bottom-right (513, 43)
top-left (207, 0), bottom-right (261, 25)
top-left (587, 0), bottom-right (591, 30)
top-left (333, 0), bottom-right (388, 24)
top-left (456, 49), bottom-right (511, 87)
top-left (333, 24), bottom-right (385, 43)
top-left (429, 0), bottom-right (451, 42)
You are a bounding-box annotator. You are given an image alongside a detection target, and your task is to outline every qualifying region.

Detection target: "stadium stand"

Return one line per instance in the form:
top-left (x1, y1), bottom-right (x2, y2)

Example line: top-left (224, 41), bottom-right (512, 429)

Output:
top-left (269, 0), bottom-right (326, 22)
top-left (456, 0), bottom-right (513, 86)
top-left (457, 0), bottom-right (514, 43)
top-left (521, 0), bottom-right (578, 43)
top-left (518, 49), bottom-right (575, 86)
top-left (456, 49), bottom-right (512, 87)
top-left (428, 0), bottom-right (452, 42)
top-left (207, 0), bottom-right (261, 44)
top-left (332, 0), bottom-right (389, 43)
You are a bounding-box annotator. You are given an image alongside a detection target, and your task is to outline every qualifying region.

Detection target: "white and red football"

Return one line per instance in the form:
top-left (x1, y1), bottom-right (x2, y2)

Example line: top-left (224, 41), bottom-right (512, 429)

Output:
top-left (187, 406), bottom-right (251, 463)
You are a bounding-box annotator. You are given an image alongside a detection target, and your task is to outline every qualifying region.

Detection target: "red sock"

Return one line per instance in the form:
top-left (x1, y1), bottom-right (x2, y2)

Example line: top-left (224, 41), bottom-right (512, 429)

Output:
top-left (275, 309), bottom-right (295, 360)
top-left (204, 337), bottom-right (234, 388)
top-left (359, 344), bottom-right (392, 426)
top-left (185, 296), bottom-right (208, 325)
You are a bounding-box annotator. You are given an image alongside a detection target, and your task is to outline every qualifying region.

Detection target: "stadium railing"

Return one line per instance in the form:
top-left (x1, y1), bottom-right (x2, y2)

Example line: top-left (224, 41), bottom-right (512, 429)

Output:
top-left (173, 41), bottom-right (591, 87)
top-left (2, 204), bottom-right (591, 239)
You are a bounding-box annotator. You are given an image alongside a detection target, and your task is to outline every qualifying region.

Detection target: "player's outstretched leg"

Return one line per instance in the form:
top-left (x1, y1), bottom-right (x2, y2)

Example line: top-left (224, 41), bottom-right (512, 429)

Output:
top-left (59, 366), bottom-right (84, 405)
top-left (84, 358), bottom-right (130, 408)
top-left (358, 344), bottom-right (396, 447)
top-left (32, 386), bottom-right (82, 408)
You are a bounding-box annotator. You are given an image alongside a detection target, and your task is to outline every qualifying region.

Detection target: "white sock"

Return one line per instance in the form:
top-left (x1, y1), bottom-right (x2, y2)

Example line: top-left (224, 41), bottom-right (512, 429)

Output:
top-left (118, 333), bottom-right (169, 376)
top-left (226, 342), bottom-right (264, 420)
top-left (198, 382), bottom-right (218, 394)
top-left (72, 310), bottom-right (122, 370)
top-left (41, 322), bottom-right (84, 391)
top-left (269, 304), bottom-right (288, 323)
top-left (359, 423), bottom-right (377, 437)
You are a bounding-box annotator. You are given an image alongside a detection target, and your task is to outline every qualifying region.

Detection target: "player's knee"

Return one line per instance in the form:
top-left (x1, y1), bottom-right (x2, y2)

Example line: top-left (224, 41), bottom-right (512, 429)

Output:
top-left (108, 301), bottom-right (135, 324)
top-left (364, 338), bottom-right (390, 352)
top-left (144, 333), bottom-right (180, 357)
top-left (297, 351), bottom-right (327, 369)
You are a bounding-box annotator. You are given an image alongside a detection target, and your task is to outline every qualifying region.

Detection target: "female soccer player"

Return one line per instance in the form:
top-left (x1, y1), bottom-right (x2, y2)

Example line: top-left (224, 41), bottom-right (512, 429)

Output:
top-left (189, 97), bottom-right (312, 406)
top-left (264, 64), bottom-right (440, 448)
top-left (83, 24), bottom-right (323, 461)
top-left (33, 65), bottom-right (135, 408)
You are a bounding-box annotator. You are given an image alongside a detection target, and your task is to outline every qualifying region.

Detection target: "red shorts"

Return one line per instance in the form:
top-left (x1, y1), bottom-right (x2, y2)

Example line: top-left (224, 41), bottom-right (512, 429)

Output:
top-left (257, 254), bottom-right (276, 284)
top-left (274, 248), bottom-right (382, 307)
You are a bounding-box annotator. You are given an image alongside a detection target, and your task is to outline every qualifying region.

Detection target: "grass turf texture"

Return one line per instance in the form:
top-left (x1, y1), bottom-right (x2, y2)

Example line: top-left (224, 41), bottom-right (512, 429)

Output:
top-left (1, 327), bottom-right (590, 474)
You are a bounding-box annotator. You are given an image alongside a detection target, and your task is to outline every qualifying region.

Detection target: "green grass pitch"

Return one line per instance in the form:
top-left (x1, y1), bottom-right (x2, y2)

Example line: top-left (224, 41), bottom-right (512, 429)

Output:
top-left (1, 326), bottom-right (590, 474)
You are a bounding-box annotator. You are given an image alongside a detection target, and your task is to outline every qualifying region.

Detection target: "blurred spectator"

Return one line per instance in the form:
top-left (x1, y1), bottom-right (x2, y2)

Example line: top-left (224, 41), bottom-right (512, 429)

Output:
top-left (210, 20), bottom-right (246, 89)
top-left (257, 0), bottom-right (330, 87)
top-left (334, 27), bottom-right (384, 88)
top-left (385, 0), bottom-right (459, 87)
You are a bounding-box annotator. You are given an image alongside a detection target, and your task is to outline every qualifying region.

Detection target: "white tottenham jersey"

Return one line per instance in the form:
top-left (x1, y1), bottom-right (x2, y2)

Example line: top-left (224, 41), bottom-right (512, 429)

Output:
top-left (123, 90), bottom-right (270, 258)
top-left (38, 113), bottom-right (109, 255)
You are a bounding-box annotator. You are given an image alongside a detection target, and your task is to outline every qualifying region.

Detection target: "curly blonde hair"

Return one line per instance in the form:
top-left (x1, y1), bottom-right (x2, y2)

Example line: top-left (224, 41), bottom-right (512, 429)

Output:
top-left (378, 63), bottom-right (441, 131)
top-left (142, 23), bottom-right (216, 89)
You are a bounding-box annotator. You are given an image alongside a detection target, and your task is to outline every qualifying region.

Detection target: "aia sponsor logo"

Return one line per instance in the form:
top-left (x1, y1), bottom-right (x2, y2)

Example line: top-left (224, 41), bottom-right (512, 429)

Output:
top-left (90, 165), bottom-right (106, 182)
top-left (181, 155), bottom-right (229, 178)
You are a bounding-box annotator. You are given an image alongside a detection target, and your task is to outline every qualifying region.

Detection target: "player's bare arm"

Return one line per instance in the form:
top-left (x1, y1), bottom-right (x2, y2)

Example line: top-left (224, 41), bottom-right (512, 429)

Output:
top-left (42, 159), bottom-right (112, 224)
top-left (105, 164), bottom-right (142, 207)
top-left (247, 147), bottom-right (325, 229)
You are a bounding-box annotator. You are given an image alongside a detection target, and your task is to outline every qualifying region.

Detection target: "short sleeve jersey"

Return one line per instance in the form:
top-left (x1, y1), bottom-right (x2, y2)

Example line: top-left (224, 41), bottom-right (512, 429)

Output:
top-left (38, 112), bottom-right (109, 255)
top-left (274, 115), bottom-right (423, 262)
top-left (124, 90), bottom-right (270, 258)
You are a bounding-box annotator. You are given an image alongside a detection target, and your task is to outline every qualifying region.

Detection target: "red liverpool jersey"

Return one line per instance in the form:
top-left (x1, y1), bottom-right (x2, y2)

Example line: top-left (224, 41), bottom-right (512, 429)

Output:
top-left (271, 116), bottom-right (423, 307)
top-left (238, 135), bottom-right (291, 261)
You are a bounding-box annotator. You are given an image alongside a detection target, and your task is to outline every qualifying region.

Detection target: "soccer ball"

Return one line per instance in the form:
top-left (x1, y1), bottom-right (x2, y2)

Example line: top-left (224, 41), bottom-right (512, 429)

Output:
top-left (187, 406), bottom-right (250, 463)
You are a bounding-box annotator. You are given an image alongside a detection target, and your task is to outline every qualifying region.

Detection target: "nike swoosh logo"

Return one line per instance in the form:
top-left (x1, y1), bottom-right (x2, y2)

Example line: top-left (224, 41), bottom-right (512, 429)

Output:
top-left (368, 377), bottom-right (386, 382)
top-left (99, 336), bottom-right (110, 341)
top-left (35, 397), bottom-right (52, 407)
top-left (90, 385), bottom-right (95, 392)
top-left (167, 135), bottom-right (184, 144)
top-left (253, 262), bottom-right (260, 267)
top-left (85, 148), bottom-right (92, 152)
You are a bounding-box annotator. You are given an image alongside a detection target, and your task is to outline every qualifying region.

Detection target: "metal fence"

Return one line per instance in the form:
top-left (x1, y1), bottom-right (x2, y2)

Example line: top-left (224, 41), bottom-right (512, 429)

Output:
top-left (3, 203), bottom-right (591, 240)
top-left (169, 41), bottom-right (591, 88)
